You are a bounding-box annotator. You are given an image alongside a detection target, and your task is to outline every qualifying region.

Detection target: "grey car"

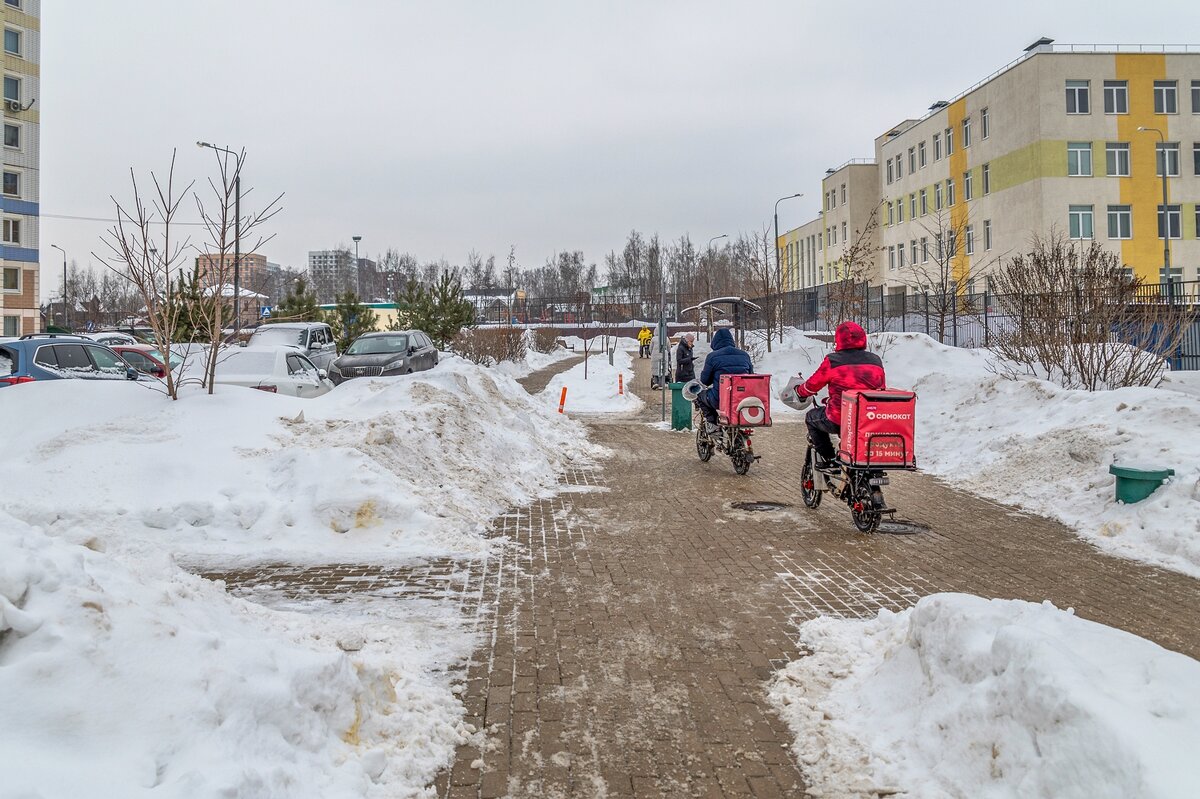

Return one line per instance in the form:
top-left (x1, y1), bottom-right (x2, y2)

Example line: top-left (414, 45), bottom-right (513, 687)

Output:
top-left (328, 330), bottom-right (438, 385)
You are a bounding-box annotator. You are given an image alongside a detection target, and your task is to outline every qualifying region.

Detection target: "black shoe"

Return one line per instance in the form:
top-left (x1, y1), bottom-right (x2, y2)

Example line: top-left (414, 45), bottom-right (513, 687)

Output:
top-left (815, 456), bottom-right (839, 472)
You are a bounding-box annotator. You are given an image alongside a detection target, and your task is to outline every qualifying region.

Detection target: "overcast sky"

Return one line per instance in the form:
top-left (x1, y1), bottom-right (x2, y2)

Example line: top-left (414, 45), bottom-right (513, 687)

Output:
top-left (38, 0), bottom-right (1192, 297)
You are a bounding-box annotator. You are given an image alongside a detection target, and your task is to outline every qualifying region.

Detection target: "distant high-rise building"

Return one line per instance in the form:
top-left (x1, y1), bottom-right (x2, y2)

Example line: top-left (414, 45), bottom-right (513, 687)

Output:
top-left (0, 0), bottom-right (39, 335)
top-left (308, 249), bottom-right (358, 303)
top-left (195, 252), bottom-right (269, 296)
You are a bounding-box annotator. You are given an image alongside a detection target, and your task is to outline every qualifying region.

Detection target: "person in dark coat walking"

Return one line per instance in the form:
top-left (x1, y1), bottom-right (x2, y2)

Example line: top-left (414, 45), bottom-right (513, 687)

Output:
top-left (697, 328), bottom-right (753, 431)
top-left (675, 333), bottom-right (696, 383)
top-left (792, 321), bottom-right (886, 468)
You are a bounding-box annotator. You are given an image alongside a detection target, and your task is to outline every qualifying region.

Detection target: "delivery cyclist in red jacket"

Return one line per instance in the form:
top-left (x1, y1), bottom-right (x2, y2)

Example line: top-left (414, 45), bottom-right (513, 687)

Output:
top-left (793, 321), bottom-right (886, 469)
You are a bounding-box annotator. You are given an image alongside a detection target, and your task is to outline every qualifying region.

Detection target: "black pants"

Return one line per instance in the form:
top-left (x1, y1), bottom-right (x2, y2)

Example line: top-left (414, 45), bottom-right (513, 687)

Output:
top-left (806, 405), bottom-right (840, 460)
top-left (697, 393), bottom-right (720, 426)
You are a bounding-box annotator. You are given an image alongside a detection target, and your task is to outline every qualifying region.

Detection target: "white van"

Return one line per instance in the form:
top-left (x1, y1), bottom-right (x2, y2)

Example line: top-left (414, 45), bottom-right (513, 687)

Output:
top-left (247, 322), bottom-right (338, 370)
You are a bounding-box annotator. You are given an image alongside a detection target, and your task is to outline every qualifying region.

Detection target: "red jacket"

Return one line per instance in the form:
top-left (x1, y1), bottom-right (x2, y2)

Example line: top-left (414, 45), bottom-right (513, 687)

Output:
top-left (796, 322), bottom-right (885, 424)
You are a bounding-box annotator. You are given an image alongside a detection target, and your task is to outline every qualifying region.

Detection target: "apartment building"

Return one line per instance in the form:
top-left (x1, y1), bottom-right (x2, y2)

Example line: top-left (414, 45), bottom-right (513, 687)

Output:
top-left (0, 0), bottom-right (38, 336)
top-left (782, 43), bottom-right (1200, 292)
top-left (195, 252), bottom-right (268, 296)
top-left (781, 160), bottom-right (880, 290)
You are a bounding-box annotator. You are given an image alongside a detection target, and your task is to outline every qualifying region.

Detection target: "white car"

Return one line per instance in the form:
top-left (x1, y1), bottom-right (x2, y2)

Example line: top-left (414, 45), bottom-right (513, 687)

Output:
top-left (213, 347), bottom-right (334, 398)
top-left (85, 331), bottom-right (141, 347)
top-left (246, 322), bottom-right (338, 371)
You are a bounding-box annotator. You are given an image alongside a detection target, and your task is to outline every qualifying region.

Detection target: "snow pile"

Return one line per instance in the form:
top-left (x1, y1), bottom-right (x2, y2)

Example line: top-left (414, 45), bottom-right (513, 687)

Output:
top-left (758, 330), bottom-right (1200, 577)
top-left (0, 511), bottom-right (474, 798)
top-left (769, 593), bottom-right (1200, 799)
top-left (494, 343), bottom-right (575, 380)
top-left (539, 347), bottom-right (642, 414)
top-left (0, 358), bottom-right (597, 565)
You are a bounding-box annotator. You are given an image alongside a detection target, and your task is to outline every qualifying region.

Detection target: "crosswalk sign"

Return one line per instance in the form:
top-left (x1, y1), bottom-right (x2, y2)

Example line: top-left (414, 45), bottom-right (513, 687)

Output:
top-left (260, 306), bottom-right (272, 319)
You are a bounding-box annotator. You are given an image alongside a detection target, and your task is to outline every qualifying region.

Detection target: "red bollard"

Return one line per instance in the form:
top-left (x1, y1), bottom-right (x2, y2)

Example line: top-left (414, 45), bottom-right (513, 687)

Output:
top-left (618, 373), bottom-right (624, 396)
top-left (558, 386), bottom-right (567, 414)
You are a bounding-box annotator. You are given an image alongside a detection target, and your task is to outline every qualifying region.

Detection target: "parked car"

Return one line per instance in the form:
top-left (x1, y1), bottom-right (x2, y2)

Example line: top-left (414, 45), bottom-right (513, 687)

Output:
top-left (211, 346), bottom-right (333, 398)
top-left (111, 344), bottom-right (183, 378)
top-left (0, 335), bottom-right (141, 387)
top-left (328, 330), bottom-right (439, 385)
top-left (247, 322), bottom-right (337, 370)
top-left (85, 331), bottom-right (141, 347)
top-left (114, 327), bottom-right (158, 344)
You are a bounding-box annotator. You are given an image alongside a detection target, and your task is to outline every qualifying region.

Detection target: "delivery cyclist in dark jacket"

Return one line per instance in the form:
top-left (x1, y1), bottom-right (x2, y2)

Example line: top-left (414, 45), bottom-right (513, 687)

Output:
top-left (793, 321), bottom-right (885, 468)
top-left (698, 328), bottom-right (753, 431)
top-left (675, 333), bottom-right (696, 383)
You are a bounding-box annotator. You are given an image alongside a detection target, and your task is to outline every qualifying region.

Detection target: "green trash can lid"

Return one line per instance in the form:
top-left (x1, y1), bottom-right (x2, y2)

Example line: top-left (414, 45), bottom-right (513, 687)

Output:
top-left (1109, 464), bottom-right (1175, 481)
top-left (668, 382), bottom-right (686, 389)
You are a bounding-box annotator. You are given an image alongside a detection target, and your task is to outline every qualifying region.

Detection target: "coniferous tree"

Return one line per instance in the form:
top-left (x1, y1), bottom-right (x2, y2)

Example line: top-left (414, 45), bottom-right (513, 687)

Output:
top-left (273, 277), bottom-right (322, 323)
top-left (171, 265), bottom-right (217, 342)
top-left (426, 272), bottom-right (475, 347)
top-left (389, 280), bottom-right (433, 332)
top-left (328, 291), bottom-right (377, 352)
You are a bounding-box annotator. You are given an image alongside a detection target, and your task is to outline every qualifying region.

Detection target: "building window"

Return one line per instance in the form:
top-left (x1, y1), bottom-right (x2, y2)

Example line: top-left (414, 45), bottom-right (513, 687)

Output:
top-left (1106, 142), bottom-right (1130, 176)
top-left (1069, 205), bottom-right (1094, 239)
top-left (1103, 80), bottom-right (1128, 114)
top-left (908, 147), bottom-right (916, 173)
top-left (886, 159), bottom-right (894, 184)
top-left (1155, 142), bottom-right (1180, 177)
top-left (2, 217), bottom-right (19, 244)
top-left (888, 246), bottom-right (896, 270)
top-left (933, 133), bottom-right (942, 161)
top-left (982, 163), bottom-right (991, 195)
top-left (1067, 142), bottom-right (1093, 176)
top-left (3, 75), bottom-right (19, 103)
top-left (921, 237), bottom-right (929, 263)
top-left (1158, 205), bottom-right (1181, 239)
top-left (898, 242), bottom-right (905, 268)
top-left (2, 170), bottom-right (17, 196)
top-left (1194, 142), bottom-right (1200, 175)
top-left (947, 230), bottom-right (958, 257)
top-left (3, 1), bottom-right (21, 9)
top-left (887, 201), bottom-right (894, 226)
top-left (919, 189), bottom-right (927, 215)
top-left (897, 199), bottom-right (903, 223)
top-left (909, 193), bottom-right (916, 218)
top-left (895, 155), bottom-right (902, 180)
top-left (2, 265), bottom-right (18, 292)
top-left (3, 123), bottom-right (17, 148)
top-left (984, 220), bottom-right (992, 250)
top-left (918, 141), bottom-right (927, 168)
top-left (962, 117), bottom-right (972, 148)
top-left (947, 178), bottom-right (955, 206)
top-left (934, 182), bottom-right (943, 210)
top-left (945, 127), bottom-right (954, 155)
top-left (981, 107), bottom-right (990, 139)
top-left (1066, 80), bottom-right (1090, 113)
top-left (841, 183), bottom-right (847, 204)
top-left (1193, 80), bottom-right (1200, 113)
top-left (910, 240), bottom-right (918, 264)
top-left (2, 315), bottom-right (18, 336)
top-left (1154, 80), bottom-right (1178, 114)
top-left (963, 170), bottom-right (973, 200)
top-left (965, 224), bottom-right (975, 255)
top-left (841, 221), bottom-right (847, 241)
top-left (1107, 205), bottom-right (1132, 239)
top-left (3, 28), bottom-right (20, 57)
top-left (935, 234), bottom-right (944, 260)
top-left (832, 226), bottom-right (837, 245)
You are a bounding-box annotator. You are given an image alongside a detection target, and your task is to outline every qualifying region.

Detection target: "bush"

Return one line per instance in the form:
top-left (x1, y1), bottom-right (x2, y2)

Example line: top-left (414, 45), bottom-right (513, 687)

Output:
top-left (530, 327), bottom-right (560, 354)
top-left (452, 327), bottom-right (527, 366)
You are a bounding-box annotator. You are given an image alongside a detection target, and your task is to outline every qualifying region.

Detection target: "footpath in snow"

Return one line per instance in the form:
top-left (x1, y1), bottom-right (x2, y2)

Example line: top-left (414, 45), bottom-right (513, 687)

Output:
top-left (0, 355), bottom-right (598, 797)
top-left (769, 593), bottom-right (1200, 799)
top-left (758, 329), bottom-right (1200, 579)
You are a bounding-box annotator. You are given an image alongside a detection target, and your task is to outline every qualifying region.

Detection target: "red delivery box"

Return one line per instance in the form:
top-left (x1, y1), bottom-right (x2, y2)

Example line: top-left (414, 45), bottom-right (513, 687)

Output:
top-left (838, 390), bottom-right (916, 467)
top-left (718, 374), bottom-right (772, 427)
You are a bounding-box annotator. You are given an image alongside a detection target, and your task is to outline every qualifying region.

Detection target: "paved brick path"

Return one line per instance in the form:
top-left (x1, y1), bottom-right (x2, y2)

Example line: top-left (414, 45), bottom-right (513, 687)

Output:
top-left (202, 353), bottom-right (1200, 799)
top-left (434, 355), bottom-right (1200, 799)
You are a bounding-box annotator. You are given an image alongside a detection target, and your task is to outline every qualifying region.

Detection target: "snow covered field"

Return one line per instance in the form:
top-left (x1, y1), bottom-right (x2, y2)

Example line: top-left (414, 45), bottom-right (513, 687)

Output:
top-left (758, 330), bottom-right (1200, 578)
top-left (539, 346), bottom-right (643, 414)
top-left (769, 593), bottom-right (1200, 799)
top-left (0, 358), bottom-right (597, 797)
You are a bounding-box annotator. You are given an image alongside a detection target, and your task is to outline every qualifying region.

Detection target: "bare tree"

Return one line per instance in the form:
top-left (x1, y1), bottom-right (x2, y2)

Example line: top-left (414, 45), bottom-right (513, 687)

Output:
top-left (989, 235), bottom-right (1191, 390)
top-left (193, 147), bottom-right (282, 392)
top-left (823, 204), bottom-right (882, 330)
top-left (95, 151), bottom-right (194, 399)
top-left (900, 207), bottom-right (996, 342)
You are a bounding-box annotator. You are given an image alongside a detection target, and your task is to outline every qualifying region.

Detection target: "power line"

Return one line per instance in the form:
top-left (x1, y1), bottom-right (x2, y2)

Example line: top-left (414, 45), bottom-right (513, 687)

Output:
top-left (40, 212), bottom-right (209, 227)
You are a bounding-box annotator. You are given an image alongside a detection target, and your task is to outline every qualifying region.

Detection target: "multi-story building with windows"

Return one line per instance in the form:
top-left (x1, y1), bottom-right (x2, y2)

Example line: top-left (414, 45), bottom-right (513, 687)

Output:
top-left (0, 0), bottom-right (39, 336)
top-left (782, 160), bottom-right (880, 290)
top-left (781, 42), bottom-right (1200, 293)
top-left (195, 252), bottom-right (268, 296)
top-left (307, 249), bottom-right (356, 304)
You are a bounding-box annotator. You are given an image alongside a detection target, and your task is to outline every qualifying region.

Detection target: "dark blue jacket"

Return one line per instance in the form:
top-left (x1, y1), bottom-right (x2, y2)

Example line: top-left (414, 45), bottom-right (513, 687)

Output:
top-left (699, 328), bottom-right (753, 406)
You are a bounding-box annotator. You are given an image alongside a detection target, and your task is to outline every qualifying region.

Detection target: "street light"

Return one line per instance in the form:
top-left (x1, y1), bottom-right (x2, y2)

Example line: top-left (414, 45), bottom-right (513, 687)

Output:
top-left (1136, 127), bottom-right (1172, 284)
top-left (707, 234), bottom-right (727, 251)
top-left (352, 235), bottom-right (362, 297)
top-left (50, 244), bottom-right (66, 330)
top-left (774, 193), bottom-right (804, 292)
top-left (197, 141), bottom-right (243, 331)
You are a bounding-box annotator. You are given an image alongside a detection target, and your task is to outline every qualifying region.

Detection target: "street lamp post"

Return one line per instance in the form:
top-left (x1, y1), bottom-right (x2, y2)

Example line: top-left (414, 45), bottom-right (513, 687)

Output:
top-left (1137, 126), bottom-right (1171, 283)
top-left (50, 244), bottom-right (66, 330)
top-left (352, 235), bottom-right (362, 297)
top-left (774, 193), bottom-right (803, 292)
top-left (197, 141), bottom-right (242, 332)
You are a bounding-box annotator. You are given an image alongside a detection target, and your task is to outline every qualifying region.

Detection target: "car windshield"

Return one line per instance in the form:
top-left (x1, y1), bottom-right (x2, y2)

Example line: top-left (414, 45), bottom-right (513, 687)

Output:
top-left (346, 335), bottom-right (408, 355)
top-left (251, 327), bottom-right (305, 347)
top-left (216, 351), bottom-right (277, 375)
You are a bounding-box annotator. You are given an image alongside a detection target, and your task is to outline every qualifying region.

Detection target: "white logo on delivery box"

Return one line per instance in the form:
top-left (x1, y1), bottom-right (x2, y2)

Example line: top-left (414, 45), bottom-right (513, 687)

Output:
top-left (865, 410), bottom-right (911, 421)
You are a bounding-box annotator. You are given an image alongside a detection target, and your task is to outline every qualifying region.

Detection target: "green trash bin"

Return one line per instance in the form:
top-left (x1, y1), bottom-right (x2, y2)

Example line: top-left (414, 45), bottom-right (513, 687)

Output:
top-left (1109, 464), bottom-right (1175, 504)
top-left (669, 382), bottom-right (692, 431)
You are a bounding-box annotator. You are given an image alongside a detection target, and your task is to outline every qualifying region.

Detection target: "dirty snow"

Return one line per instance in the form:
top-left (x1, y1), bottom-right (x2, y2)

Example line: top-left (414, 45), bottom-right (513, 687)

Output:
top-left (539, 346), bottom-right (642, 414)
top-left (758, 330), bottom-right (1200, 578)
top-left (769, 593), bottom-right (1200, 799)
